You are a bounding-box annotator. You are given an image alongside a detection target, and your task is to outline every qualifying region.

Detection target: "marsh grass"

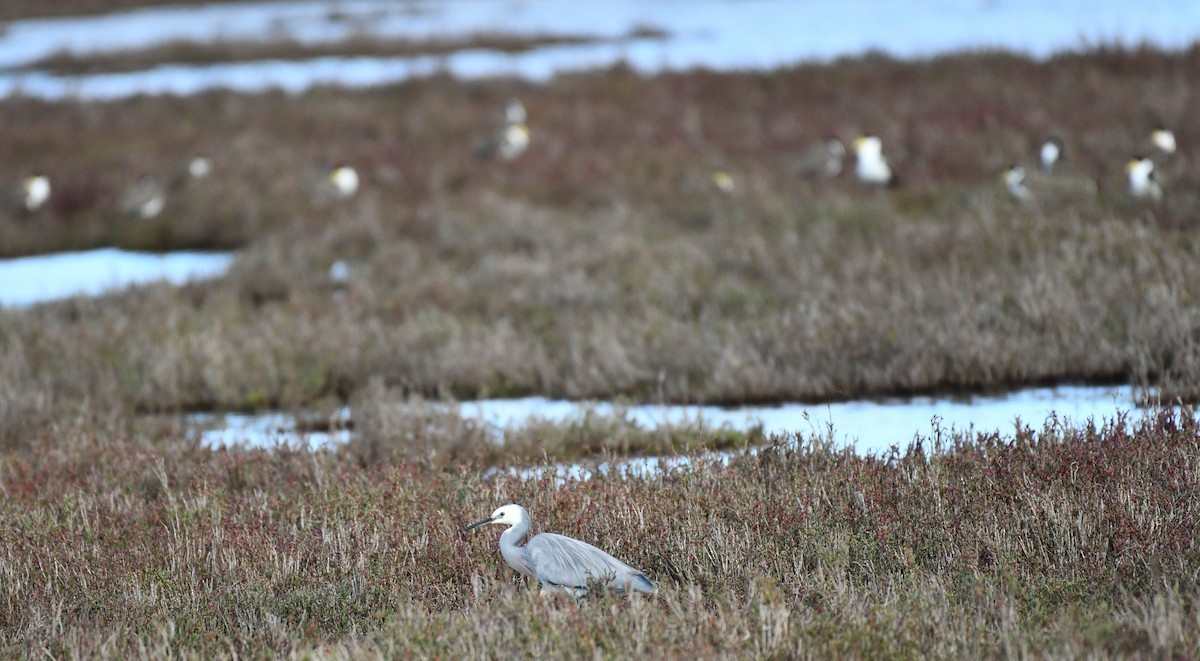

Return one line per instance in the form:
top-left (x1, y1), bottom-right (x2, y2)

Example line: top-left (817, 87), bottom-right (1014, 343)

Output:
top-left (1, 405), bottom-right (1197, 657)
top-left (0, 0), bottom-right (250, 21)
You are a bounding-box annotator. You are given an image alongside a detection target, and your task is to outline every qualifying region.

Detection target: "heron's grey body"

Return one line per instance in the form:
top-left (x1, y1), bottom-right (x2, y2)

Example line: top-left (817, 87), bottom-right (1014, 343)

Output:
top-left (466, 504), bottom-right (654, 596)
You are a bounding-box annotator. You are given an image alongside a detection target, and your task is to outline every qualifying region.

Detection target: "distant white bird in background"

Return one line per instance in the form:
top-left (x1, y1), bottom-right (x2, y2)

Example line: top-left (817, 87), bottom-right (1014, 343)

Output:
top-left (24, 175), bottom-right (52, 211)
top-left (308, 163), bottom-right (360, 202)
top-left (710, 169), bottom-right (735, 193)
top-left (20, 174), bottom-right (51, 212)
top-left (1001, 164), bottom-right (1032, 202)
top-left (465, 504), bottom-right (655, 597)
top-left (788, 137), bottom-right (845, 179)
top-left (170, 155), bottom-right (213, 191)
top-left (329, 164), bottom-right (360, 198)
top-left (477, 123), bottom-right (531, 162)
top-left (329, 260), bottom-right (349, 284)
top-left (312, 163), bottom-right (357, 199)
top-left (1039, 137), bottom-right (1064, 172)
top-left (852, 134), bottom-right (896, 187)
top-left (3, 174), bottom-right (51, 215)
top-left (1126, 156), bottom-right (1162, 200)
top-left (187, 155), bottom-right (212, 178)
top-left (119, 174), bottom-right (166, 219)
top-left (503, 97), bottom-right (527, 125)
top-left (477, 97), bottom-right (531, 162)
top-left (1151, 127), bottom-right (1177, 155)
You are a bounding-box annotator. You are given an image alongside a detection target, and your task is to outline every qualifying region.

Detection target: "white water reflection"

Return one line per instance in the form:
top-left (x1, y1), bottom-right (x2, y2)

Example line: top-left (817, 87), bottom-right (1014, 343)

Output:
top-left (191, 410), bottom-right (352, 451)
top-left (5, 0), bottom-right (1200, 100)
top-left (195, 384), bottom-right (1140, 457)
top-left (0, 248), bottom-right (234, 307)
top-left (468, 385), bottom-right (1138, 454)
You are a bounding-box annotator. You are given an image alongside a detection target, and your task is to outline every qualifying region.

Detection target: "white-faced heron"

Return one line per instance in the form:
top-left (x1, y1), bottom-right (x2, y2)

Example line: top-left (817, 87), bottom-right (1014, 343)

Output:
top-left (464, 504), bottom-right (655, 596)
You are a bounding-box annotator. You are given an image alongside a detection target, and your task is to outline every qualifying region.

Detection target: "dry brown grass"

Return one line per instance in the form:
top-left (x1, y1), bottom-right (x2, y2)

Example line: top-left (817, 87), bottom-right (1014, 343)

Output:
top-left (3, 44), bottom-right (1200, 657)
top-left (1, 403), bottom-right (1197, 657)
top-left (3, 47), bottom-right (1200, 434)
top-left (0, 0), bottom-right (251, 22)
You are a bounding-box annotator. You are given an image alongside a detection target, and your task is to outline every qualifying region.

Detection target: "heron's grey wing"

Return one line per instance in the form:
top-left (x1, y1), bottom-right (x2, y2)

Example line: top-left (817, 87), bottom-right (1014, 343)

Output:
top-left (527, 533), bottom-right (654, 594)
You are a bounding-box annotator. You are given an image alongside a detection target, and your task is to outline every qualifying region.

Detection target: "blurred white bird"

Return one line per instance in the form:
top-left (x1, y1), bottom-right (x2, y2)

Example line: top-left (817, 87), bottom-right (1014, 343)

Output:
top-left (710, 169), bottom-right (735, 193)
top-left (170, 155), bottom-right (213, 191)
top-left (852, 134), bottom-right (896, 187)
top-left (477, 97), bottom-right (531, 162)
top-left (1151, 127), bottom-right (1177, 155)
top-left (477, 123), bottom-right (530, 162)
top-left (1039, 137), bottom-right (1064, 172)
top-left (119, 174), bottom-right (166, 219)
top-left (1126, 156), bottom-right (1162, 200)
top-left (1001, 164), bottom-right (1032, 202)
top-left (503, 97), bottom-right (527, 125)
top-left (309, 163), bottom-right (360, 202)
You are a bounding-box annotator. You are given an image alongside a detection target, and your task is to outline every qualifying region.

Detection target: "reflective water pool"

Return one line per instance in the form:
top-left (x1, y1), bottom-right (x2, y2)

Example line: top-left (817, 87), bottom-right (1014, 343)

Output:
top-left (4, 0), bottom-right (1200, 99)
top-left (0, 248), bottom-right (234, 307)
top-left (192, 384), bottom-right (1141, 456)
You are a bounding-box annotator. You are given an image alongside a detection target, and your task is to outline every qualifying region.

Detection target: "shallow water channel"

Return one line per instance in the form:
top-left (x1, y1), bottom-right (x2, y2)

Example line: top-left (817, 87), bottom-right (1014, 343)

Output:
top-left (0, 248), bottom-right (234, 308)
top-left (191, 384), bottom-right (1141, 464)
top-left (4, 0), bottom-right (1200, 100)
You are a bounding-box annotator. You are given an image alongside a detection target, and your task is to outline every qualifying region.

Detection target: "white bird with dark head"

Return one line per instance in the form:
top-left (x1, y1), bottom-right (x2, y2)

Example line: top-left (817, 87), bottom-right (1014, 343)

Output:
top-left (465, 504), bottom-right (655, 597)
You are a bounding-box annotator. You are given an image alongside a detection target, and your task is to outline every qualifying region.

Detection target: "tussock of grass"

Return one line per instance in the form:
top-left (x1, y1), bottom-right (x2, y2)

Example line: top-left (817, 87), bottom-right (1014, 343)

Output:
top-left (1, 406), bottom-right (1197, 657)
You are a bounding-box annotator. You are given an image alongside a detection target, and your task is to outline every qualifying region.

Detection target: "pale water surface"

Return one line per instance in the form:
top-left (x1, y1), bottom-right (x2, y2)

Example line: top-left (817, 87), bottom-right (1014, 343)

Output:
top-left (0, 248), bottom-right (234, 307)
top-left (193, 384), bottom-right (1140, 459)
top-left (3, 0), bottom-right (1200, 99)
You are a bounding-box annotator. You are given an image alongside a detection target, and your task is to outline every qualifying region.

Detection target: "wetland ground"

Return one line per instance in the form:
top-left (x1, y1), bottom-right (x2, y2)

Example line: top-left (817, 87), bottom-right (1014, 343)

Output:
top-left (2, 28), bottom-right (1199, 657)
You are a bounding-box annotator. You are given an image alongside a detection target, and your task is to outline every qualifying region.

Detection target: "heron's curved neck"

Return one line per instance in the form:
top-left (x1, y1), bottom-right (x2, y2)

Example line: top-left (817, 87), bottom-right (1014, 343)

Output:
top-left (500, 518), bottom-right (530, 547)
top-left (498, 520), bottom-right (536, 579)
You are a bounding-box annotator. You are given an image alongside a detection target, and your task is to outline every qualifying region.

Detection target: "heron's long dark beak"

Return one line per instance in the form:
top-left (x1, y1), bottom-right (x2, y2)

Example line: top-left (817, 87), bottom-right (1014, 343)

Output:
top-left (464, 515), bottom-right (498, 532)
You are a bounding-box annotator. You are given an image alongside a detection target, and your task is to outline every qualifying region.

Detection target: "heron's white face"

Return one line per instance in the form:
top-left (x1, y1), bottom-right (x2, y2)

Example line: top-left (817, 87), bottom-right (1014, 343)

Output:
top-left (489, 504), bottom-right (526, 526)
